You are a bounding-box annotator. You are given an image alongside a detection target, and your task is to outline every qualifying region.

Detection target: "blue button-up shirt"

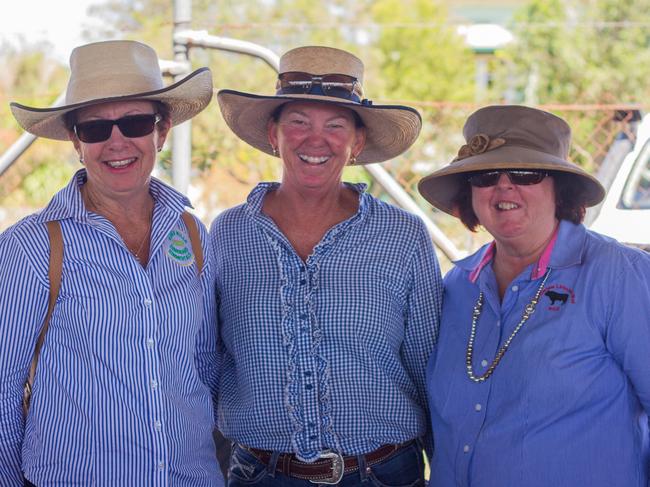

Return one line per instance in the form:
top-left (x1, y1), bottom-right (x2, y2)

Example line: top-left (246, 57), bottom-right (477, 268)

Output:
top-left (210, 182), bottom-right (442, 462)
top-left (427, 220), bottom-right (650, 487)
top-left (0, 170), bottom-right (223, 486)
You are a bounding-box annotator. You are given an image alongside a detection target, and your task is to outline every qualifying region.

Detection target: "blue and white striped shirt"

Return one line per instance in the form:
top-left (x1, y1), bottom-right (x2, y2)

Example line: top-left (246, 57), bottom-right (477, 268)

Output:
top-left (210, 182), bottom-right (442, 462)
top-left (0, 170), bottom-right (223, 486)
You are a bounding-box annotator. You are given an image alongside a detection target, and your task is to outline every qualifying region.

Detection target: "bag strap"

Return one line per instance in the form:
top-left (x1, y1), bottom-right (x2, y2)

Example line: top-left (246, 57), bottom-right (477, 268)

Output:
top-left (181, 211), bottom-right (203, 275)
top-left (23, 220), bottom-right (63, 416)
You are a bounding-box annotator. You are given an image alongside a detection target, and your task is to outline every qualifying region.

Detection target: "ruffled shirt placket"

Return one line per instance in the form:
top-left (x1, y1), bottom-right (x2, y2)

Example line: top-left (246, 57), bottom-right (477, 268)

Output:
top-left (248, 184), bottom-right (366, 462)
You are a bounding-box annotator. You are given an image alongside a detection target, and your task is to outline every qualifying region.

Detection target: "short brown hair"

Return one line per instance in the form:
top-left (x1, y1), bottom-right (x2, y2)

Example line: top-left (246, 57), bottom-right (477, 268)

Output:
top-left (452, 172), bottom-right (588, 232)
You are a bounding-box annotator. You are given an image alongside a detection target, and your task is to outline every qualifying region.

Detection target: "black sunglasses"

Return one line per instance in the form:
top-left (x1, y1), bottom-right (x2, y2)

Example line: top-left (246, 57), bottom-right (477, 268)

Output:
top-left (277, 71), bottom-right (362, 101)
top-left (73, 113), bottom-right (161, 143)
top-left (467, 170), bottom-right (549, 188)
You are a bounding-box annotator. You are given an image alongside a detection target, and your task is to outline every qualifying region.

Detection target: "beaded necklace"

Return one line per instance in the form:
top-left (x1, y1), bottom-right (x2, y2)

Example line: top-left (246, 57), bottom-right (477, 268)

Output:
top-left (466, 269), bottom-right (551, 383)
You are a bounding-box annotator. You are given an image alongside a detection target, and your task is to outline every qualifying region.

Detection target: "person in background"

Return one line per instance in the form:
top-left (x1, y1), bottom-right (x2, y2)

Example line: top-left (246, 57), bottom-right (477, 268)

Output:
top-left (1, 40), bottom-right (223, 486)
top-left (418, 104), bottom-right (650, 487)
top-left (211, 45), bottom-right (442, 485)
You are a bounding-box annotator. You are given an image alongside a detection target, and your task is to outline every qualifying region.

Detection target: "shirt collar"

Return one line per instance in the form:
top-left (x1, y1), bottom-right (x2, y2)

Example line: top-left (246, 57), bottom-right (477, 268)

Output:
top-left (244, 181), bottom-right (370, 219)
top-left (463, 220), bottom-right (585, 283)
top-left (35, 168), bottom-right (192, 223)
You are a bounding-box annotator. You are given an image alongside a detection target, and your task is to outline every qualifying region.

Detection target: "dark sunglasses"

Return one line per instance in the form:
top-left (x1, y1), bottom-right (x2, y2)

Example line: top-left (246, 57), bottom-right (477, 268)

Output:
top-left (73, 113), bottom-right (161, 143)
top-left (277, 71), bottom-right (362, 101)
top-left (467, 170), bottom-right (549, 188)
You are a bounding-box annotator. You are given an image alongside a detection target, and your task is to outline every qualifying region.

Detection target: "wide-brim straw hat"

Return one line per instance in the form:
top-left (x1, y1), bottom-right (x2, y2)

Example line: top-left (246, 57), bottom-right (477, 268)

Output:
top-left (418, 105), bottom-right (606, 215)
top-left (217, 45), bottom-right (422, 164)
top-left (10, 40), bottom-right (213, 141)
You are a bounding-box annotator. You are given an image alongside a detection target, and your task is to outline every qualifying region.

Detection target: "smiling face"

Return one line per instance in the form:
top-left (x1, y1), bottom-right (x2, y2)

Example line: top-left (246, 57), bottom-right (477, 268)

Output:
top-left (70, 100), bottom-right (170, 203)
top-left (267, 101), bottom-right (366, 193)
top-left (472, 172), bottom-right (558, 252)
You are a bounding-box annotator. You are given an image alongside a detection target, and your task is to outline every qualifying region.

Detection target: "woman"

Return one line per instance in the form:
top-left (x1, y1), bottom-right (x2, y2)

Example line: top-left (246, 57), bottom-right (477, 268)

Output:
top-left (1, 40), bottom-right (223, 485)
top-left (211, 46), bottom-right (442, 485)
top-left (418, 105), bottom-right (650, 486)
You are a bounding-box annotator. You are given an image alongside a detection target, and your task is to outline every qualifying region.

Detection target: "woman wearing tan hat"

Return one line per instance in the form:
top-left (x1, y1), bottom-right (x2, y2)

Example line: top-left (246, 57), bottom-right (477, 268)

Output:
top-left (211, 46), bottom-right (442, 485)
top-left (0, 40), bottom-right (223, 485)
top-left (419, 105), bottom-right (650, 486)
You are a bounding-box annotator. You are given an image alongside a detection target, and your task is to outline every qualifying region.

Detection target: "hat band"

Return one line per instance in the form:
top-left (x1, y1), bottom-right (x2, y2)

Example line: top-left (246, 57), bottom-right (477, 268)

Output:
top-left (276, 72), bottom-right (363, 103)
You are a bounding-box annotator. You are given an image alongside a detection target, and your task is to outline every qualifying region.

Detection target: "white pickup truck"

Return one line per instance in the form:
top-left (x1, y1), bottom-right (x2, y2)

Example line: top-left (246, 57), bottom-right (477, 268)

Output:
top-left (588, 111), bottom-right (650, 251)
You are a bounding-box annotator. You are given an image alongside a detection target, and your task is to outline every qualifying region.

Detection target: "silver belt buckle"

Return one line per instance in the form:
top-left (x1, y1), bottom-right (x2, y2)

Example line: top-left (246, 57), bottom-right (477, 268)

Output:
top-left (310, 450), bottom-right (344, 485)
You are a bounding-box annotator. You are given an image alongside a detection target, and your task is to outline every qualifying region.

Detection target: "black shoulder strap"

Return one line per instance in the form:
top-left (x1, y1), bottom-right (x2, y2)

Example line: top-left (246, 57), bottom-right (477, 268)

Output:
top-left (23, 220), bottom-right (63, 416)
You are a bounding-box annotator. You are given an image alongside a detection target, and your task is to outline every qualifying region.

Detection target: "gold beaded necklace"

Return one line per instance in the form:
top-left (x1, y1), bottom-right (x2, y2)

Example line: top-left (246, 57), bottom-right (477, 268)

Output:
top-left (466, 269), bottom-right (551, 383)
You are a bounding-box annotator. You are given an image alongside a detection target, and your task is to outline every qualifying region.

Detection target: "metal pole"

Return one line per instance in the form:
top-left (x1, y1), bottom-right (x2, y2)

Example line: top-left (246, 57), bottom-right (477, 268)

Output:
top-left (365, 165), bottom-right (464, 261)
top-left (174, 30), bottom-right (280, 71)
top-left (0, 92), bottom-right (67, 177)
top-left (171, 0), bottom-right (193, 193)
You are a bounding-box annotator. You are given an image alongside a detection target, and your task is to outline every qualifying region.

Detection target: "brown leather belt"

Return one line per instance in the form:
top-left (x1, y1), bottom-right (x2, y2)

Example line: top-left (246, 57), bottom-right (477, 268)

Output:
top-left (245, 441), bottom-right (413, 484)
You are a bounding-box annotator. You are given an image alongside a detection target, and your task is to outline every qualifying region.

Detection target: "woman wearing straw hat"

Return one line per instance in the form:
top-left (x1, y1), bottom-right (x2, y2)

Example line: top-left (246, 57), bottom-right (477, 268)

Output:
top-left (211, 46), bottom-right (442, 485)
top-left (1, 40), bottom-right (223, 485)
top-left (418, 105), bottom-right (650, 486)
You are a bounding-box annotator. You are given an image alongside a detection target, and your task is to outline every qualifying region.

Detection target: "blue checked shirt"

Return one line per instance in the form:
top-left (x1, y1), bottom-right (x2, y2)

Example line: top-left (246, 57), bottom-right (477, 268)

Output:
top-left (0, 170), bottom-right (223, 486)
top-left (210, 182), bottom-right (442, 462)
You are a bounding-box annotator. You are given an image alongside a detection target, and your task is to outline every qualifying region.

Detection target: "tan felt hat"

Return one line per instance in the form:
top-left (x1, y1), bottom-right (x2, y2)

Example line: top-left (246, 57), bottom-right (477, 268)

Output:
top-left (418, 105), bottom-right (605, 215)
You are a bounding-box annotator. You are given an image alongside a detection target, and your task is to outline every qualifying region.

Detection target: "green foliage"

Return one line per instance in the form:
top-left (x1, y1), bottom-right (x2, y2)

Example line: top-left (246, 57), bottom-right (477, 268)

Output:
top-left (371, 0), bottom-right (475, 102)
top-left (494, 0), bottom-right (650, 105)
top-left (0, 44), bottom-right (78, 209)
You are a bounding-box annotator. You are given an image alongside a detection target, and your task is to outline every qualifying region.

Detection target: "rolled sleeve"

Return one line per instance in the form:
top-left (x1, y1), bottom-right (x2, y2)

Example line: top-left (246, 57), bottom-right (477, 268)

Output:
top-left (402, 219), bottom-right (442, 456)
top-left (193, 224), bottom-right (220, 421)
top-left (605, 250), bottom-right (650, 414)
top-left (0, 230), bottom-right (49, 483)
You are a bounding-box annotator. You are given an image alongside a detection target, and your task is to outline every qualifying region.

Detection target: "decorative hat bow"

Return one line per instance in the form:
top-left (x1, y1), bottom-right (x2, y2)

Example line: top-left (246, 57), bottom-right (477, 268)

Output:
top-left (453, 133), bottom-right (506, 162)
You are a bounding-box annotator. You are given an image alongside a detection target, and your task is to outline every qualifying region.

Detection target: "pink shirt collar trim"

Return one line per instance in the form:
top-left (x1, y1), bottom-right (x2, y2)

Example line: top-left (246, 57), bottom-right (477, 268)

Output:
top-left (468, 225), bottom-right (560, 283)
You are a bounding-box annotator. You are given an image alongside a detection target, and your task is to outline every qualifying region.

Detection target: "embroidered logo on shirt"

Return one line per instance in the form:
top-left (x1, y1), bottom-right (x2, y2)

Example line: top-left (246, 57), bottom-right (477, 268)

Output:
top-left (164, 228), bottom-right (195, 266)
top-left (542, 284), bottom-right (575, 311)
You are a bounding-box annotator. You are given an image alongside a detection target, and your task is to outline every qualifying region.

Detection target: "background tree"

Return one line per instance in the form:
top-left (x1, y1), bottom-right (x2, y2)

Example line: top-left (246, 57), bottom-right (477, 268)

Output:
top-left (491, 0), bottom-right (650, 170)
top-left (0, 42), bottom-right (75, 207)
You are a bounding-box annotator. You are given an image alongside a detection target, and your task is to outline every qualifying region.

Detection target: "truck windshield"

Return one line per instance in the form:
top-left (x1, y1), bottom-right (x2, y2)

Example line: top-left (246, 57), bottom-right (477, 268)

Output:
top-left (621, 140), bottom-right (650, 209)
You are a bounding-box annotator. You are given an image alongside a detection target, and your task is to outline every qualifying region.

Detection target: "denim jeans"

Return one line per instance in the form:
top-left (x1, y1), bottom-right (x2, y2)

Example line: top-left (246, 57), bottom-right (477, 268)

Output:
top-left (228, 441), bottom-right (425, 487)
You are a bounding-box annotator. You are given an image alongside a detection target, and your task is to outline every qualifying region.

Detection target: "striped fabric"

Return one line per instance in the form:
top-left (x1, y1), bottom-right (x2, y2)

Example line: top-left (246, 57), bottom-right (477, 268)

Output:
top-left (0, 170), bottom-right (223, 486)
top-left (210, 182), bottom-right (442, 462)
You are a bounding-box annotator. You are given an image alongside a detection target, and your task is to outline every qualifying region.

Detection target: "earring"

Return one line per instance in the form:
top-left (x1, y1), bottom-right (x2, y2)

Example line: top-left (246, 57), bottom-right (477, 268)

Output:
top-left (79, 156), bottom-right (84, 164)
top-left (272, 146), bottom-right (278, 157)
top-left (350, 155), bottom-right (357, 165)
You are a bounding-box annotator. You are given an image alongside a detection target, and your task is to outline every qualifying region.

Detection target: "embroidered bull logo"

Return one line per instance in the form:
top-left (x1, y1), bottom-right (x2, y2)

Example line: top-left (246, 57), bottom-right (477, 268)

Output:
top-left (545, 290), bottom-right (569, 305)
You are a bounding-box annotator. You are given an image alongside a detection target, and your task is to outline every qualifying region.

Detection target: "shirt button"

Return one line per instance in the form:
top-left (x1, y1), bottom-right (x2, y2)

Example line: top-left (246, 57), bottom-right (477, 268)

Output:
top-left (463, 445), bottom-right (470, 453)
top-left (511, 285), bottom-right (519, 292)
top-left (144, 298), bottom-right (152, 307)
top-left (304, 371), bottom-right (312, 377)
top-left (305, 384), bottom-right (313, 390)
top-left (481, 359), bottom-right (488, 367)
top-left (475, 403), bottom-right (482, 412)
top-left (158, 462), bottom-right (165, 471)
top-left (496, 320), bottom-right (501, 327)
top-left (300, 313), bottom-right (308, 320)
top-left (151, 379), bottom-right (158, 390)
top-left (147, 338), bottom-right (155, 349)
top-left (309, 435), bottom-right (317, 440)
top-left (300, 279), bottom-right (307, 285)
top-left (154, 420), bottom-right (162, 431)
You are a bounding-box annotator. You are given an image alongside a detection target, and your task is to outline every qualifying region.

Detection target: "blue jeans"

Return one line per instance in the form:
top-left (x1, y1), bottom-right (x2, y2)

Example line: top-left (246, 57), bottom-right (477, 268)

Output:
top-left (228, 442), bottom-right (425, 487)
